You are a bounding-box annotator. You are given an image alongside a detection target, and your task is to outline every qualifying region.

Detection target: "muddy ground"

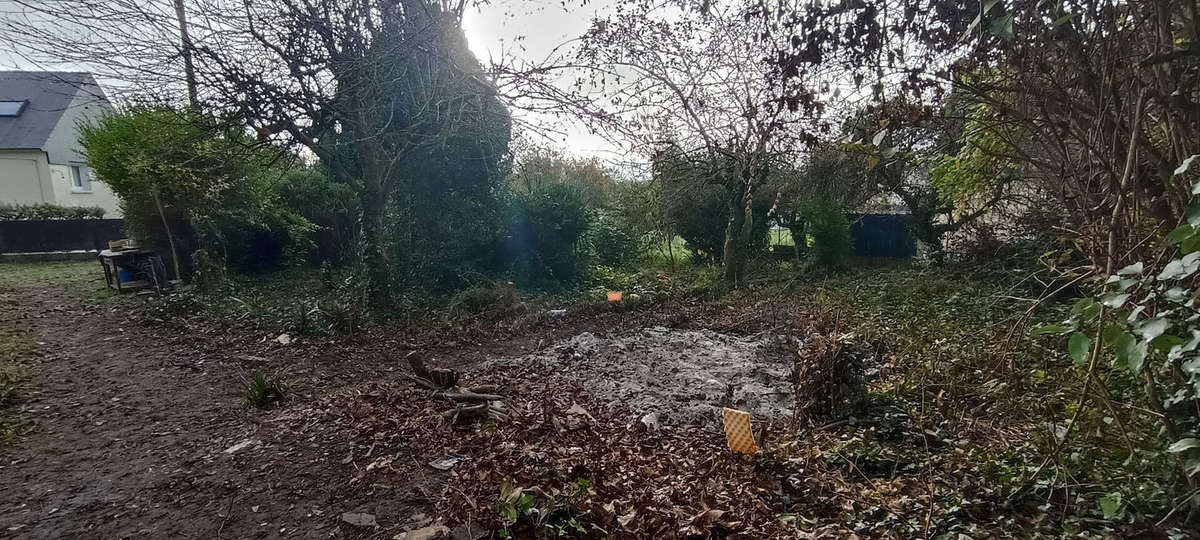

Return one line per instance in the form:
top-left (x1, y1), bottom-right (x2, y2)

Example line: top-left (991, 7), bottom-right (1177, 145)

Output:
top-left (481, 329), bottom-right (800, 426)
top-left (0, 278), bottom-right (816, 538)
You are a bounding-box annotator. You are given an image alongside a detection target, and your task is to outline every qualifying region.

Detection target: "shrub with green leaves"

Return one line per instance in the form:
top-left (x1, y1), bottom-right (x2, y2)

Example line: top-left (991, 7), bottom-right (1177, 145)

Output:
top-left (504, 184), bottom-right (592, 285)
top-left (1036, 163), bottom-right (1200, 513)
top-left (803, 199), bottom-right (852, 269)
top-left (583, 211), bottom-right (639, 269)
top-left (273, 168), bottom-right (357, 265)
top-left (80, 106), bottom-right (313, 276)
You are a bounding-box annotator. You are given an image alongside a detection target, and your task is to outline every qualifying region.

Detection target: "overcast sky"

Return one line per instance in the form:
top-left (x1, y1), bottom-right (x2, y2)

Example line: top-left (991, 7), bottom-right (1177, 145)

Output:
top-left (0, 0), bottom-right (626, 160)
top-left (462, 0), bottom-right (627, 161)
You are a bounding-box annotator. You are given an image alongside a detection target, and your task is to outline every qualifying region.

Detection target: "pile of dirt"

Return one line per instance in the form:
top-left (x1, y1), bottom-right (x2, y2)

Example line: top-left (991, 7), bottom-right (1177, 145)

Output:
top-left (478, 327), bottom-right (800, 427)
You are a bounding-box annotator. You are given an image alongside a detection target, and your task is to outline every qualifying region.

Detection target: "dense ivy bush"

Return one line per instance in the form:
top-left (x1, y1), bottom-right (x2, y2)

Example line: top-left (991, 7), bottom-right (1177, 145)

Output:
top-left (1039, 167), bottom-right (1200, 509)
top-left (503, 184), bottom-right (592, 286)
top-left (0, 203), bottom-right (106, 220)
top-left (804, 199), bottom-right (852, 269)
top-left (273, 168), bottom-right (357, 265)
top-left (582, 211), bottom-right (639, 269)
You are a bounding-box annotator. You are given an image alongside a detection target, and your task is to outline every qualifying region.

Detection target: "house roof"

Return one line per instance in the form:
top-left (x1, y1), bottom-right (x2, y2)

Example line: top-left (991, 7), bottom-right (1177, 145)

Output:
top-left (0, 71), bottom-right (104, 151)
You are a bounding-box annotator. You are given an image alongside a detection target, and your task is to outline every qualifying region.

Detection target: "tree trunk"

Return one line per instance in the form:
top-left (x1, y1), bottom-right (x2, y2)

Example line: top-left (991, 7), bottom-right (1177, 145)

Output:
top-left (152, 187), bottom-right (182, 282)
top-left (911, 214), bottom-right (945, 264)
top-left (788, 220), bottom-right (806, 262)
top-left (722, 182), bottom-right (748, 288)
top-left (172, 0), bottom-right (198, 109)
top-left (360, 183), bottom-right (392, 311)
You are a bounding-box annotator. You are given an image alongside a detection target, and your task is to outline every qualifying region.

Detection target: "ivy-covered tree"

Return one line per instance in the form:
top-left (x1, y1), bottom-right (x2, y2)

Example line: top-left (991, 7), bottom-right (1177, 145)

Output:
top-left (842, 98), bottom-right (1014, 261)
top-left (184, 0), bottom-right (511, 309)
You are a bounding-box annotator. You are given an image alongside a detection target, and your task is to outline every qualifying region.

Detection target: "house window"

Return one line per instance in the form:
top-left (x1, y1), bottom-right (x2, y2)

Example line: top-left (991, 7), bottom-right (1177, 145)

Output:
top-left (70, 165), bottom-right (92, 193)
top-left (0, 100), bottom-right (25, 116)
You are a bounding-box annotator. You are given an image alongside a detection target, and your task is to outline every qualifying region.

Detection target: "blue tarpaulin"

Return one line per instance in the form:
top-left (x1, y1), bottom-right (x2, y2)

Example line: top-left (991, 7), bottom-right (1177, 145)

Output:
top-left (849, 214), bottom-right (914, 258)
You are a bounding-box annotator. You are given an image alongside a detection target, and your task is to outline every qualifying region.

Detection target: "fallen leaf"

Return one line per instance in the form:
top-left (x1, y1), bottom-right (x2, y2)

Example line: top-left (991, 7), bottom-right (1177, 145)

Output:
top-left (223, 439), bottom-right (257, 454)
top-left (341, 512), bottom-right (377, 528)
top-left (428, 454), bottom-right (467, 471)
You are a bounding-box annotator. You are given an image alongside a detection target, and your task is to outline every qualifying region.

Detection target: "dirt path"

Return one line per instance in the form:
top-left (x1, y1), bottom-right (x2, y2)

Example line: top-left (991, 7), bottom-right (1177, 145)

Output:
top-left (0, 284), bottom-right (440, 539)
top-left (0, 276), bottom-right (809, 539)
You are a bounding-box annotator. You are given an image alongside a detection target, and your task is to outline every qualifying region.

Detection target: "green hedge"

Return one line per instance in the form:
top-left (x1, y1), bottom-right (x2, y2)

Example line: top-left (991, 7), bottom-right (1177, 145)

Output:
top-left (0, 203), bottom-right (106, 220)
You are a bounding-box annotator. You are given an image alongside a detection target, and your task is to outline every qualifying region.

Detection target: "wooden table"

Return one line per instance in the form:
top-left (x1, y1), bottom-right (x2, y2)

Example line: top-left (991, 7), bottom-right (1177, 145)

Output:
top-left (98, 248), bottom-right (161, 293)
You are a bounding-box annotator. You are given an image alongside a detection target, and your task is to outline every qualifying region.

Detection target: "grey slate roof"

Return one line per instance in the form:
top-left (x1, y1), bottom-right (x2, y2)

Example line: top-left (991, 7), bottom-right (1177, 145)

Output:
top-left (0, 71), bottom-right (103, 150)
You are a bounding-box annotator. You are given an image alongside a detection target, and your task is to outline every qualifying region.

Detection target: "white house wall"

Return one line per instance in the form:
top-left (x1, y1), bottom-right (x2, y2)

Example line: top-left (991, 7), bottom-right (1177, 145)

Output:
top-left (40, 81), bottom-right (121, 217)
top-left (47, 163), bottom-right (122, 217)
top-left (0, 149), bottom-right (52, 205)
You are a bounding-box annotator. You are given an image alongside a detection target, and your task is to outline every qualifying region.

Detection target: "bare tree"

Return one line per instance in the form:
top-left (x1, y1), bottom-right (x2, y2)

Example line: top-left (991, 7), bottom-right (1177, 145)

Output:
top-left (577, 1), bottom-right (836, 286)
top-left (1, 0), bottom-right (511, 308)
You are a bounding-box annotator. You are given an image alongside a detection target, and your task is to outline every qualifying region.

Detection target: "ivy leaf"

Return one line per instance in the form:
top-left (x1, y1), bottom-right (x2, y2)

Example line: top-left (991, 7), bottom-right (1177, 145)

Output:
top-left (1068, 332), bottom-right (1090, 364)
top-left (1151, 334), bottom-right (1186, 354)
top-left (1034, 323), bottom-right (1072, 335)
top-left (1137, 317), bottom-right (1170, 342)
top-left (1168, 438), bottom-right (1200, 453)
top-left (1167, 224), bottom-right (1195, 245)
top-left (1100, 293), bottom-right (1130, 309)
top-left (1111, 331), bottom-right (1147, 373)
top-left (1188, 203), bottom-right (1200, 227)
top-left (1164, 287), bottom-right (1191, 303)
top-left (1157, 252), bottom-right (1200, 280)
top-left (1102, 324), bottom-right (1127, 344)
top-left (988, 14), bottom-right (1015, 39)
top-left (1117, 262), bottom-right (1143, 276)
top-left (1097, 492), bottom-right (1123, 520)
top-left (1170, 331), bottom-right (1200, 361)
top-left (1183, 235), bottom-right (1200, 255)
top-left (1070, 298), bottom-right (1102, 322)
top-left (1175, 154), bottom-right (1198, 177)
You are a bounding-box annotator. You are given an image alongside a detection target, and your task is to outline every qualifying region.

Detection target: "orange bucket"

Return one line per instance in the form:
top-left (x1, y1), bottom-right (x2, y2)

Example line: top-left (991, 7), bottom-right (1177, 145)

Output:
top-left (606, 291), bottom-right (623, 302)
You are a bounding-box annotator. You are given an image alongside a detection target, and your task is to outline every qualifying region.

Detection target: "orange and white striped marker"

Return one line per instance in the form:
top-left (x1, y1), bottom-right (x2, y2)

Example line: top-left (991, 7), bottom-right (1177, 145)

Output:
top-left (721, 407), bottom-right (758, 454)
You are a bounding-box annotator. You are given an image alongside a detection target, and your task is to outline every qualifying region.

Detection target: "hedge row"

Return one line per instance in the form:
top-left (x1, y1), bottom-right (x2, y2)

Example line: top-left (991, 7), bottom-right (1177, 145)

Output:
top-left (0, 203), bottom-right (107, 220)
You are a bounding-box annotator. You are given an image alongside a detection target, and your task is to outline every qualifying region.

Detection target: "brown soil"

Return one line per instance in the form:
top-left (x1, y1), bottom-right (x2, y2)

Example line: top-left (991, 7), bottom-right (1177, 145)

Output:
top-left (0, 281), bottom-right (809, 539)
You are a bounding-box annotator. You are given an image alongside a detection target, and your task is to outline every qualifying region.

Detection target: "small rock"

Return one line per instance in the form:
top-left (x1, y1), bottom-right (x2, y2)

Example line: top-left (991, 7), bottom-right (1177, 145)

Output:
top-left (565, 402), bottom-right (594, 421)
top-left (394, 523), bottom-right (449, 540)
top-left (641, 412), bottom-right (661, 431)
top-left (276, 333), bottom-right (293, 345)
top-left (341, 512), bottom-right (377, 528)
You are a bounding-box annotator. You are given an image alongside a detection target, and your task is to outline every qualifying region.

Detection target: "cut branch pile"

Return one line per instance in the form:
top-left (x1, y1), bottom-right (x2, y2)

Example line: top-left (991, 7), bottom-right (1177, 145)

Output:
top-left (405, 352), bottom-right (508, 422)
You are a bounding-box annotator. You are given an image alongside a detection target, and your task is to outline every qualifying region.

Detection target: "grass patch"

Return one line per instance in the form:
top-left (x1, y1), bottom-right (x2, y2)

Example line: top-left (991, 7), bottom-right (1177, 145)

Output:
top-left (0, 260), bottom-right (121, 305)
top-left (242, 369), bottom-right (289, 409)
